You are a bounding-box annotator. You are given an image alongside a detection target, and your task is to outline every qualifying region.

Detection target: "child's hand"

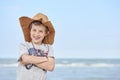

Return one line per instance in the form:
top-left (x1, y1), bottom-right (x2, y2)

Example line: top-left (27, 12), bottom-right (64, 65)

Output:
top-left (20, 54), bottom-right (31, 65)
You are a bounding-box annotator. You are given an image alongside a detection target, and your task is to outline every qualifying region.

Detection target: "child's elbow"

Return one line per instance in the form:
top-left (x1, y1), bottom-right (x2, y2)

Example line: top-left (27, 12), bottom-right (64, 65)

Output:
top-left (47, 57), bottom-right (55, 71)
top-left (47, 64), bottom-right (55, 71)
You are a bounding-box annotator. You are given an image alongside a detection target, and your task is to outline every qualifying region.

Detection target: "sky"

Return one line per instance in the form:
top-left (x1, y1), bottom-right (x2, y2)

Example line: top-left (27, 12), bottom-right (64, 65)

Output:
top-left (0, 0), bottom-right (120, 59)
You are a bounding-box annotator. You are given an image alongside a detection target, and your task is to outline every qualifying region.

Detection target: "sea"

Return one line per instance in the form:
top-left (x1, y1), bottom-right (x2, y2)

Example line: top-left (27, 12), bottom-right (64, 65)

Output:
top-left (0, 58), bottom-right (120, 80)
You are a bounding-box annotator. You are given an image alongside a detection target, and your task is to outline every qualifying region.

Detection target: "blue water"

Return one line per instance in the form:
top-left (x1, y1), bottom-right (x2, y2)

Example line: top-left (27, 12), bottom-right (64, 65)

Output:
top-left (0, 58), bottom-right (120, 80)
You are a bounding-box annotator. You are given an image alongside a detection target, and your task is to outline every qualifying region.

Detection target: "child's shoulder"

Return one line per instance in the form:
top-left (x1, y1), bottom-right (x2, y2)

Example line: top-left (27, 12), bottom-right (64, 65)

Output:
top-left (42, 43), bottom-right (52, 47)
top-left (20, 41), bottom-right (31, 44)
top-left (19, 41), bottom-right (32, 47)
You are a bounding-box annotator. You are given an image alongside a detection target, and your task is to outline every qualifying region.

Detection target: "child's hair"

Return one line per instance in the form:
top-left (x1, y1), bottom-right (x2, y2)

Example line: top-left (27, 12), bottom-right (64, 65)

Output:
top-left (29, 20), bottom-right (49, 33)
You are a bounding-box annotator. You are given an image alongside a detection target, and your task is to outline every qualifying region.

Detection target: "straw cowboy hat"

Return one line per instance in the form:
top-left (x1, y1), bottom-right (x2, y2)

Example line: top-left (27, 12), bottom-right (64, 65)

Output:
top-left (19, 13), bottom-right (55, 45)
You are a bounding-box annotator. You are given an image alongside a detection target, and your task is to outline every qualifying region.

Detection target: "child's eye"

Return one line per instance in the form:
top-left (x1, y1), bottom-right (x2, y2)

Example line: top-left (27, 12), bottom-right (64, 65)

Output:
top-left (39, 30), bottom-right (43, 33)
top-left (33, 29), bottom-right (36, 32)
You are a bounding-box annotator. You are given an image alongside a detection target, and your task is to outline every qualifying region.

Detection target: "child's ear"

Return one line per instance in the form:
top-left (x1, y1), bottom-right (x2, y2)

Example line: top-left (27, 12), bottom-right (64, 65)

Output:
top-left (45, 31), bottom-right (49, 36)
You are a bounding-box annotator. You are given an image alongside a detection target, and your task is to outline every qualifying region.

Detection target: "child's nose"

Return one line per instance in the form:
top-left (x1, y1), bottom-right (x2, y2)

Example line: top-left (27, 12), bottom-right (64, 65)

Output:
top-left (35, 31), bottom-right (39, 35)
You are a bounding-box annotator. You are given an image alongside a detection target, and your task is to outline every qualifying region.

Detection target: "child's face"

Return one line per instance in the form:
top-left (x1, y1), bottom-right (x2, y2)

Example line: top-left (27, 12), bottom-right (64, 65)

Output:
top-left (30, 24), bottom-right (48, 44)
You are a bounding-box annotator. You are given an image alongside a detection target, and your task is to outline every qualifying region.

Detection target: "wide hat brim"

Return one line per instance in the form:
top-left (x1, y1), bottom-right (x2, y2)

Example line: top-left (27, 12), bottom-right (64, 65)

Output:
top-left (19, 14), bottom-right (55, 45)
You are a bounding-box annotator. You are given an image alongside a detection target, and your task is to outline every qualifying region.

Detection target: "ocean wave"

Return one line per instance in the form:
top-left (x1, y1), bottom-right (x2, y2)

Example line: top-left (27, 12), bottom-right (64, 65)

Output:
top-left (56, 63), bottom-right (120, 67)
top-left (0, 63), bottom-right (120, 68)
top-left (0, 63), bottom-right (18, 67)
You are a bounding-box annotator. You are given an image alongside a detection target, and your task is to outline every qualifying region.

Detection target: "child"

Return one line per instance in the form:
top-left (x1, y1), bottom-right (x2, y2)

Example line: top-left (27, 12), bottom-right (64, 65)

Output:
top-left (17, 13), bottom-right (55, 80)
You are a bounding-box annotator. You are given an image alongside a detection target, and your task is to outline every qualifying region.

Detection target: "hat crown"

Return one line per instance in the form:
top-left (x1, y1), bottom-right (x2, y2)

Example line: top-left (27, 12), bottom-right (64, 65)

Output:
top-left (32, 13), bottom-right (48, 23)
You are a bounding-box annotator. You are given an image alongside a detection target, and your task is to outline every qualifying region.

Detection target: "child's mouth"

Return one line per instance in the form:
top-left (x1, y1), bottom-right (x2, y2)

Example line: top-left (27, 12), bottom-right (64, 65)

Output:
top-left (33, 36), bottom-right (40, 40)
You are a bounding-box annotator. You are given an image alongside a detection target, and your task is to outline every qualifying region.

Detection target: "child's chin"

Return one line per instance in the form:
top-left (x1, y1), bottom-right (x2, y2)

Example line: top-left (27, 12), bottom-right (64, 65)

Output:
top-left (33, 41), bottom-right (41, 44)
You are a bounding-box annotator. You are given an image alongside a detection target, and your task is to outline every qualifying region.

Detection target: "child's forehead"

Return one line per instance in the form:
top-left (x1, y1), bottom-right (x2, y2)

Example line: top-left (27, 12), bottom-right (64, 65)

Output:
top-left (31, 24), bottom-right (46, 29)
top-left (31, 24), bottom-right (49, 32)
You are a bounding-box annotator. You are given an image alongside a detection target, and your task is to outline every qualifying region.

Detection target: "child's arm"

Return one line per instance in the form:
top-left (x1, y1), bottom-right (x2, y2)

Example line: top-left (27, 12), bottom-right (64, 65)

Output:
top-left (20, 54), bottom-right (55, 71)
top-left (34, 57), bottom-right (55, 71)
top-left (20, 54), bottom-right (48, 65)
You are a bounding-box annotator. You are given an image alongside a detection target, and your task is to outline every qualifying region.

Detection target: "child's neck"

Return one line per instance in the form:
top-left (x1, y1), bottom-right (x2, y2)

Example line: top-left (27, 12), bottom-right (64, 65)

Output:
top-left (31, 41), bottom-right (42, 46)
top-left (31, 41), bottom-right (43, 49)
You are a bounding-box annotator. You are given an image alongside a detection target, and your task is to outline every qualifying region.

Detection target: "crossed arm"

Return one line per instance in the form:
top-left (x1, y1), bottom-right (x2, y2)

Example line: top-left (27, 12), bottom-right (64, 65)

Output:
top-left (19, 54), bottom-right (55, 71)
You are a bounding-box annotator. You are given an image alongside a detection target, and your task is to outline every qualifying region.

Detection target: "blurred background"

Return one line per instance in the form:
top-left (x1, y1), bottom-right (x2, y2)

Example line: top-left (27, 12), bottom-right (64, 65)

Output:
top-left (0, 0), bottom-right (120, 80)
